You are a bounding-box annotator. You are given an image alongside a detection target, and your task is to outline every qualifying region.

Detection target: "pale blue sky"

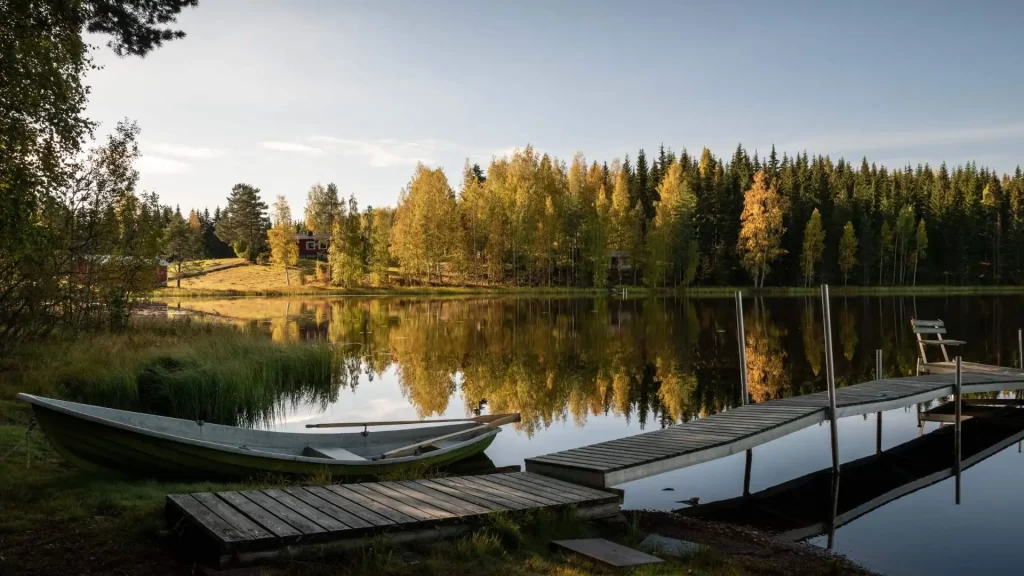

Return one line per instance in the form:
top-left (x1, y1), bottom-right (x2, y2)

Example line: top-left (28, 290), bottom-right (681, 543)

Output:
top-left (85, 0), bottom-right (1024, 214)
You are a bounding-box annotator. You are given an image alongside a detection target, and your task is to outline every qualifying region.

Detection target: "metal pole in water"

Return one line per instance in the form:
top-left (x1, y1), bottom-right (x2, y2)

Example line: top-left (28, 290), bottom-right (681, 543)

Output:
top-left (821, 284), bottom-right (840, 473)
top-left (955, 355), bottom-right (962, 505)
top-left (743, 449), bottom-right (752, 496)
top-left (876, 349), bottom-right (882, 454)
top-left (736, 291), bottom-right (754, 492)
top-left (735, 291), bottom-right (748, 405)
top-left (1018, 329), bottom-right (1022, 371)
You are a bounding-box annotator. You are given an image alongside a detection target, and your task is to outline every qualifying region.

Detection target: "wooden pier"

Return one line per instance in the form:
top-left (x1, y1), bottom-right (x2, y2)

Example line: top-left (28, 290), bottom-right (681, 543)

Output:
top-left (525, 371), bottom-right (1024, 488)
top-left (166, 471), bottom-right (621, 566)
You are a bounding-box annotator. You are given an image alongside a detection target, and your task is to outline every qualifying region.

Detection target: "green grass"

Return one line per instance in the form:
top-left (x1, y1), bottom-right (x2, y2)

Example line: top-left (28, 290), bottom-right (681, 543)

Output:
top-left (0, 317), bottom-right (339, 428)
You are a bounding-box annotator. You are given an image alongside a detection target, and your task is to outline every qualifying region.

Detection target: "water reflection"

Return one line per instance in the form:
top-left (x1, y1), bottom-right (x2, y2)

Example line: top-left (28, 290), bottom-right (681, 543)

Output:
top-left (167, 295), bottom-right (1024, 434)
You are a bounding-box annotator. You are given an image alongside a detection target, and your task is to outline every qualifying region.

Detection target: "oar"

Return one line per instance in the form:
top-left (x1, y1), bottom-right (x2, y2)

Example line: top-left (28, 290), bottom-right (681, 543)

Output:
top-left (305, 412), bottom-right (518, 429)
top-left (378, 413), bottom-right (521, 460)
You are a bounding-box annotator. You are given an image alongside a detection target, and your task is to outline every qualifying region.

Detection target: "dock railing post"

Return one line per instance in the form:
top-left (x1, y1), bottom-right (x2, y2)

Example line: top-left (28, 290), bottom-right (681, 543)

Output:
top-left (821, 285), bottom-right (840, 474)
top-left (955, 355), bottom-right (962, 505)
top-left (876, 349), bottom-right (882, 454)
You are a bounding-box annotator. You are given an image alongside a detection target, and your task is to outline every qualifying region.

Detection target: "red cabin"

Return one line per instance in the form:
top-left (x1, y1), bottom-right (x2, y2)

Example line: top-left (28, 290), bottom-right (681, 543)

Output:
top-left (296, 233), bottom-right (330, 259)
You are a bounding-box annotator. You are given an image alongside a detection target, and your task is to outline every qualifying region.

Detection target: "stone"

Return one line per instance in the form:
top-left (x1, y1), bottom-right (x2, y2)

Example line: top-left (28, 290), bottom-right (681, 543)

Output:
top-left (638, 534), bottom-right (704, 558)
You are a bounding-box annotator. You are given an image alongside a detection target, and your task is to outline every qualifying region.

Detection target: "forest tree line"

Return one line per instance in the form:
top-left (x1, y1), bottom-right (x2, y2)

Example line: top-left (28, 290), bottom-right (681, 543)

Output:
top-left (199, 144), bottom-right (1024, 289)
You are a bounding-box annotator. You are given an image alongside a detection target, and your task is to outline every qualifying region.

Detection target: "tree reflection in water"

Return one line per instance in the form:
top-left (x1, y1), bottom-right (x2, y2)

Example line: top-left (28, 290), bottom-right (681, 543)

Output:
top-left (169, 295), bottom-right (1024, 436)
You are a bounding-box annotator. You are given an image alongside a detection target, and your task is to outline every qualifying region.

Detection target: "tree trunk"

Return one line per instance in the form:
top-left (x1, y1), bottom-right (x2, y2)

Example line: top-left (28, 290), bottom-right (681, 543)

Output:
top-left (285, 264), bottom-right (290, 286)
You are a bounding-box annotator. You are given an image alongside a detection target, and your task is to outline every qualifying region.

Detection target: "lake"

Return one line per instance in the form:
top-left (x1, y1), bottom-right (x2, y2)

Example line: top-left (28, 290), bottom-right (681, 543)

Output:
top-left (166, 294), bottom-right (1024, 576)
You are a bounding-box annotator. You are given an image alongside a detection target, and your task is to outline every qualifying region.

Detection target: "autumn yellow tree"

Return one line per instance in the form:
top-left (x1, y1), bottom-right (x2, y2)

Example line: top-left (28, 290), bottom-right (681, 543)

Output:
top-left (267, 195), bottom-right (298, 285)
top-left (390, 164), bottom-right (458, 283)
top-left (737, 170), bottom-right (788, 287)
top-left (610, 166), bottom-right (639, 284)
top-left (646, 161), bottom-right (698, 287)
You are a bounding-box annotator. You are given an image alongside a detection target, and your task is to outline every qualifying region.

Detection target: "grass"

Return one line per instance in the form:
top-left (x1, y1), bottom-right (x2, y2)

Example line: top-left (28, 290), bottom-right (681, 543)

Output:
top-left (0, 317), bottom-right (339, 428)
top-left (155, 260), bottom-right (1024, 298)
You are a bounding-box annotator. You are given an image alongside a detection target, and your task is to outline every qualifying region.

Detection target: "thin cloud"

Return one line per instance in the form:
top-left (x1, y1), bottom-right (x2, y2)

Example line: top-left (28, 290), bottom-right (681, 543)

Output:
top-left (779, 123), bottom-right (1024, 154)
top-left (137, 156), bottom-right (190, 174)
top-left (307, 136), bottom-right (439, 167)
top-left (261, 141), bottom-right (325, 156)
top-left (143, 141), bottom-right (225, 159)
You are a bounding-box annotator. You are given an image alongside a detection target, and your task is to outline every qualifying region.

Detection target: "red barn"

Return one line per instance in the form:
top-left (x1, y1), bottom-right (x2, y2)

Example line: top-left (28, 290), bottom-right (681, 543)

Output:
top-left (296, 233), bottom-right (330, 259)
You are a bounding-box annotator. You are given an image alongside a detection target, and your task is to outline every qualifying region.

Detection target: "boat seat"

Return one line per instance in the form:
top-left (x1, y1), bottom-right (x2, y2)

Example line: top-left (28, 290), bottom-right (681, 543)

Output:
top-left (302, 445), bottom-right (367, 461)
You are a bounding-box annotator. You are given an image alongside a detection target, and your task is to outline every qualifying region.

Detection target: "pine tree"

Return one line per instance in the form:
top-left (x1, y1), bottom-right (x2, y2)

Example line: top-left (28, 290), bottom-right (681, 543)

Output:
top-left (163, 213), bottom-right (201, 288)
top-left (838, 221), bottom-right (858, 285)
top-left (215, 184), bottom-right (268, 262)
top-left (800, 208), bottom-right (825, 286)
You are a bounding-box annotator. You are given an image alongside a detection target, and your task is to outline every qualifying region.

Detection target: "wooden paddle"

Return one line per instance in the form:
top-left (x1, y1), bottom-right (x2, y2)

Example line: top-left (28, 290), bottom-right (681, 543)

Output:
top-left (378, 413), bottom-right (521, 459)
top-left (305, 412), bottom-right (519, 429)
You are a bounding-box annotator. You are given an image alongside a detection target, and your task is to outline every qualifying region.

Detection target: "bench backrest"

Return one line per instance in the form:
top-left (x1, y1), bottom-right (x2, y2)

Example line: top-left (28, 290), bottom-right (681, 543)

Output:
top-left (911, 319), bottom-right (948, 363)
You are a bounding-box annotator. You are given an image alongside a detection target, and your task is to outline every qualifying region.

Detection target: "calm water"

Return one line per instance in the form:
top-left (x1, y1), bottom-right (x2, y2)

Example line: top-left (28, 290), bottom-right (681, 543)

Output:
top-left (168, 294), bottom-right (1024, 576)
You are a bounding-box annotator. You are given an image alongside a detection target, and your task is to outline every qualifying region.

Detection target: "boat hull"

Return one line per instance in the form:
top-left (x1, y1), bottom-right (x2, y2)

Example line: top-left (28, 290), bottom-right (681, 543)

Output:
top-left (30, 402), bottom-right (496, 480)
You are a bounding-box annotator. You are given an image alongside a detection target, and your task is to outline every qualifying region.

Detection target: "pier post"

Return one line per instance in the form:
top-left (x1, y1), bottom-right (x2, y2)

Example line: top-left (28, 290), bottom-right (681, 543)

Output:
top-left (821, 285), bottom-right (840, 474)
top-left (876, 349), bottom-right (882, 454)
top-left (735, 291), bottom-right (748, 405)
top-left (955, 355), bottom-right (962, 505)
top-left (743, 449), bottom-right (752, 496)
top-left (1018, 329), bottom-right (1022, 371)
top-left (736, 291), bottom-right (754, 494)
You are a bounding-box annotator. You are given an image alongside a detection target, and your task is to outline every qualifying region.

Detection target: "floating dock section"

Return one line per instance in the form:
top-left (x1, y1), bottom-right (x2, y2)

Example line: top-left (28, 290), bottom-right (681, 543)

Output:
top-left (525, 371), bottom-right (1024, 488)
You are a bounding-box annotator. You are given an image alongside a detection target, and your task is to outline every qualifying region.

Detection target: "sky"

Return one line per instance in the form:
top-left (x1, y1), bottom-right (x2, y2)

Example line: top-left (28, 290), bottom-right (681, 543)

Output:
top-left (84, 0), bottom-right (1024, 215)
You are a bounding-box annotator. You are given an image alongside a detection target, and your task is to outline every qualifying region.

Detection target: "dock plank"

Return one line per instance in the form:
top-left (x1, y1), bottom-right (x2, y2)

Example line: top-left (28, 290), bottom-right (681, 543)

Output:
top-left (283, 487), bottom-right (376, 531)
top-left (240, 490), bottom-right (327, 535)
top-left (325, 485), bottom-right (417, 524)
top-left (168, 473), bottom-right (621, 560)
top-left (167, 494), bottom-right (247, 545)
top-left (261, 489), bottom-right (350, 532)
top-left (305, 486), bottom-right (395, 527)
top-left (217, 492), bottom-right (302, 539)
top-left (192, 492), bottom-right (276, 545)
top-left (412, 479), bottom-right (509, 512)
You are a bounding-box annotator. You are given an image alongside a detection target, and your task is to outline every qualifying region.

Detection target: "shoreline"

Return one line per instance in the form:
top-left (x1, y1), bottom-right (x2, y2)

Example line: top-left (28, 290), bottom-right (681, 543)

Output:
top-left (154, 284), bottom-right (1024, 299)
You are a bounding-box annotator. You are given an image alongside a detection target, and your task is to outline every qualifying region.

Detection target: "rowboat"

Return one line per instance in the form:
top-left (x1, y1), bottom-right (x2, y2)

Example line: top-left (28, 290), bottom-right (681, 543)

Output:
top-left (16, 393), bottom-right (517, 480)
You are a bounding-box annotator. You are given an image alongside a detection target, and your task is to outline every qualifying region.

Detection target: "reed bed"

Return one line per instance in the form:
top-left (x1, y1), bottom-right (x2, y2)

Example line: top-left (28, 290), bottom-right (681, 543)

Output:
top-left (1, 318), bottom-right (340, 427)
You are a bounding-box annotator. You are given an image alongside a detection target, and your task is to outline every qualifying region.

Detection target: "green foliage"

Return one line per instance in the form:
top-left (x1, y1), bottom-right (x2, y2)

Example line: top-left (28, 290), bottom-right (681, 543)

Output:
top-left (305, 182), bottom-right (341, 235)
top-left (164, 213), bottom-right (202, 288)
top-left (216, 184), bottom-right (269, 263)
top-left (0, 0), bottom-right (196, 350)
top-left (390, 165), bottom-right (458, 283)
top-left (800, 208), bottom-right (825, 286)
top-left (838, 221), bottom-right (858, 285)
top-left (268, 195), bottom-right (299, 284)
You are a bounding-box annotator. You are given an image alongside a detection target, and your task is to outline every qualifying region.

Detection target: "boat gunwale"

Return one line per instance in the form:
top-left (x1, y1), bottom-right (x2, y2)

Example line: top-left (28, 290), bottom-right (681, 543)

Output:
top-left (16, 393), bottom-right (500, 467)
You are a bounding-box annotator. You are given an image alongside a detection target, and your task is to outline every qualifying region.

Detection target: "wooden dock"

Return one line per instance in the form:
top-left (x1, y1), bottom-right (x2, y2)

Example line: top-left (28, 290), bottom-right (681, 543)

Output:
top-left (525, 370), bottom-right (1024, 488)
top-left (166, 471), bottom-right (621, 566)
